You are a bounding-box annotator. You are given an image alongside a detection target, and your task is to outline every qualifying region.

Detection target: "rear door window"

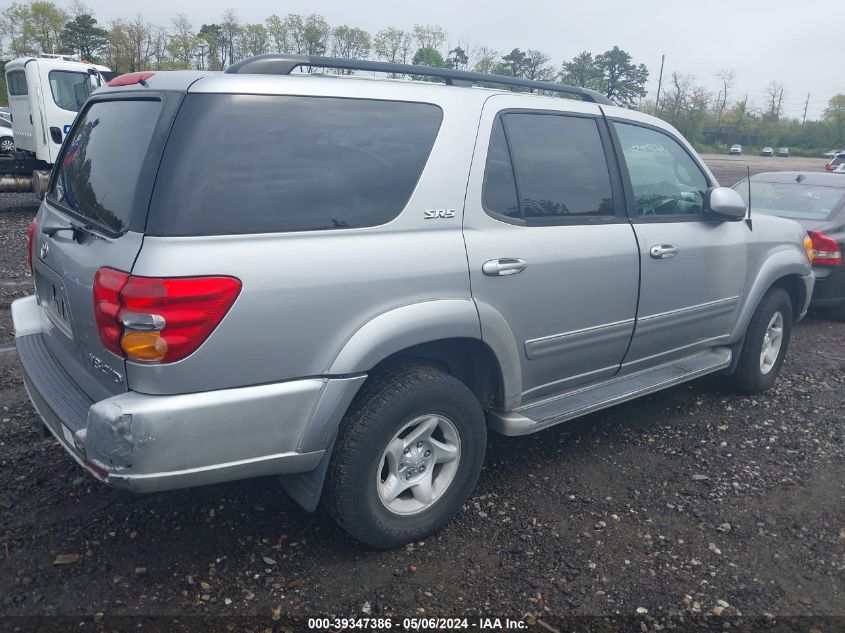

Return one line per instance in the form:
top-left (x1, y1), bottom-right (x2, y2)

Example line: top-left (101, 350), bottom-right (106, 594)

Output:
top-left (48, 99), bottom-right (162, 233)
top-left (482, 112), bottom-right (616, 224)
top-left (148, 94), bottom-right (443, 236)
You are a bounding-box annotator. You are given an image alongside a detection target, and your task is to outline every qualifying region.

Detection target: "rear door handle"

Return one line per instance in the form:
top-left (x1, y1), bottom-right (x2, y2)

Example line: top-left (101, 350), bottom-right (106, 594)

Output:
top-left (482, 258), bottom-right (527, 276)
top-left (649, 244), bottom-right (678, 259)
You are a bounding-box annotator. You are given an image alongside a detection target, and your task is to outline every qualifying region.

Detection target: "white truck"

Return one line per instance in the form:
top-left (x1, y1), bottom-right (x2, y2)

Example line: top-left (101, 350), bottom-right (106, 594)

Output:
top-left (1, 54), bottom-right (112, 197)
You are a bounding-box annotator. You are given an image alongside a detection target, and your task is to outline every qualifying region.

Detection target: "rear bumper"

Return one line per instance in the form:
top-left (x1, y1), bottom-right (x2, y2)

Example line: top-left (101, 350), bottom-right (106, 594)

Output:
top-left (12, 295), bottom-right (364, 493)
top-left (809, 265), bottom-right (845, 308)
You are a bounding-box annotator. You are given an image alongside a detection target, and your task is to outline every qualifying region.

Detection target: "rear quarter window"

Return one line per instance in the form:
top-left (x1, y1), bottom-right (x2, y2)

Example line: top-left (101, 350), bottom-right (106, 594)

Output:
top-left (147, 94), bottom-right (443, 236)
top-left (7, 70), bottom-right (27, 95)
top-left (48, 99), bottom-right (162, 233)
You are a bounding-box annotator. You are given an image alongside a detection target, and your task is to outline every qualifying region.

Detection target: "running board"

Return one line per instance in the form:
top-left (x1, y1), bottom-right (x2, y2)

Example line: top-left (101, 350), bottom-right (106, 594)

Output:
top-left (488, 347), bottom-right (732, 436)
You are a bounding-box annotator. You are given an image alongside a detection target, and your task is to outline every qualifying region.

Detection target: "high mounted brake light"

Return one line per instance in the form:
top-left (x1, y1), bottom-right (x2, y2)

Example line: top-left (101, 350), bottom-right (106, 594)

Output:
top-left (93, 268), bottom-right (241, 362)
top-left (107, 71), bottom-right (155, 87)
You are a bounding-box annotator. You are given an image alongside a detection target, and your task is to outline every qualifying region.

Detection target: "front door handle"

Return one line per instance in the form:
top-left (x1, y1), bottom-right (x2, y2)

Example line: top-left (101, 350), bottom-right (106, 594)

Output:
top-left (649, 244), bottom-right (678, 259)
top-left (482, 258), bottom-right (527, 276)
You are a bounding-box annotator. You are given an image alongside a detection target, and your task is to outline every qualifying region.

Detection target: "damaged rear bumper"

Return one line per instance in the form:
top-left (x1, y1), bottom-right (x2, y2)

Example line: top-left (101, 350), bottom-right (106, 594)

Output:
top-left (12, 295), bottom-right (363, 493)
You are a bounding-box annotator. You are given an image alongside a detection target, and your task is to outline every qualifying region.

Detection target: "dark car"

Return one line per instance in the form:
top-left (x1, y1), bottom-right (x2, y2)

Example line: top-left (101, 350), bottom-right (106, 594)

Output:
top-left (734, 172), bottom-right (845, 319)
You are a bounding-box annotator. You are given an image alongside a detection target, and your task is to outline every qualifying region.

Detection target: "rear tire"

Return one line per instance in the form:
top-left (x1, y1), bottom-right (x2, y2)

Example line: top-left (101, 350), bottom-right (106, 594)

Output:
top-left (324, 365), bottom-right (486, 549)
top-left (727, 287), bottom-right (793, 394)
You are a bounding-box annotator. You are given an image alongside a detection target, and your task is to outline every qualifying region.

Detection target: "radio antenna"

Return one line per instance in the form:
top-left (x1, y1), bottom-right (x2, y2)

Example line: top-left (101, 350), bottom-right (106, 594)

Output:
top-left (746, 165), bottom-right (752, 229)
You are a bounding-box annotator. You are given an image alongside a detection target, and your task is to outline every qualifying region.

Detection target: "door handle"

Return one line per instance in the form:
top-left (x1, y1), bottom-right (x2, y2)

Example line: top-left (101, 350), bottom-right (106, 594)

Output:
top-left (649, 244), bottom-right (678, 259)
top-left (482, 258), bottom-right (527, 276)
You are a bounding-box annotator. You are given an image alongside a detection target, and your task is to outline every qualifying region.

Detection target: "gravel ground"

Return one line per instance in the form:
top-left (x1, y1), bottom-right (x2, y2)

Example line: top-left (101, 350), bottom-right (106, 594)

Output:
top-left (1, 186), bottom-right (843, 629)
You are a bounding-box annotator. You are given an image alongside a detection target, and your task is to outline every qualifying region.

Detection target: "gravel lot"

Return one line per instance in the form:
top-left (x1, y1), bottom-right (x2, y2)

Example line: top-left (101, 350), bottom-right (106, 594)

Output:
top-left (1, 165), bottom-right (843, 630)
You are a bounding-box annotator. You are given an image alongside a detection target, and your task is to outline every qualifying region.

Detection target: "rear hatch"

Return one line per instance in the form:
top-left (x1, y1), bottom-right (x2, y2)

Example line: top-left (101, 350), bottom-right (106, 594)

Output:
top-left (30, 93), bottom-right (181, 402)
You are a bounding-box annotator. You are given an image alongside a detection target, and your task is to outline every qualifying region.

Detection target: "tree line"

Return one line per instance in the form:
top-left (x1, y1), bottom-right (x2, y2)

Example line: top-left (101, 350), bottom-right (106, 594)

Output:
top-left (0, 1), bottom-right (842, 153)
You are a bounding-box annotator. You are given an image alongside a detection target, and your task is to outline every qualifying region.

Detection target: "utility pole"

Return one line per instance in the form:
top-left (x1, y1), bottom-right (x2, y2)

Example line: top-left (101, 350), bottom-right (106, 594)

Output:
top-left (655, 54), bottom-right (665, 110)
top-left (802, 92), bottom-right (810, 123)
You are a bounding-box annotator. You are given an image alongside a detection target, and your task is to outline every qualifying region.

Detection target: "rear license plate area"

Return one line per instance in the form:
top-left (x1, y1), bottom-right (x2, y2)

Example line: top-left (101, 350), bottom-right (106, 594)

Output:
top-left (34, 269), bottom-right (73, 337)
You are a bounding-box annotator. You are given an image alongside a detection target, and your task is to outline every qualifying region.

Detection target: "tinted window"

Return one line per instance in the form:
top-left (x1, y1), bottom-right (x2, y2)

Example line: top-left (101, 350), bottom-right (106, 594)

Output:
top-left (483, 113), bottom-right (615, 223)
top-left (49, 100), bottom-right (161, 233)
top-left (614, 122), bottom-right (709, 216)
top-left (7, 71), bottom-right (27, 95)
top-left (49, 71), bottom-right (92, 112)
top-left (482, 118), bottom-right (519, 219)
top-left (733, 180), bottom-right (845, 221)
top-left (148, 94), bottom-right (442, 236)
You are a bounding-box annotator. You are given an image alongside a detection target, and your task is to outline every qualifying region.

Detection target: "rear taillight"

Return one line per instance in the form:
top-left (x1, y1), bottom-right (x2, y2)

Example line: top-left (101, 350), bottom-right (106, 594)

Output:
top-left (826, 163), bottom-right (835, 172)
top-left (27, 219), bottom-right (36, 272)
top-left (809, 230), bottom-right (842, 267)
top-left (93, 268), bottom-right (240, 363)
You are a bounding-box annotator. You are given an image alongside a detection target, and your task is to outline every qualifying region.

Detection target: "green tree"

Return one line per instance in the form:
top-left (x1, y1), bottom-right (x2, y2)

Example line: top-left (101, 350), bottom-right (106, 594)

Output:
top-left (301, 14), bottom-right (330, 57)
top-left (824, 94), bottom-right (845, 144)
top-left (60, 12), bottom-right (107, 60)
top-left (495, 48), bottom-right (526, 77)
top-left (166, 13), bottom-right (196, 69)
top-left (594, 46), bottom-right (648, 106)
top-left (560, 51), bottom-right (601, 89)
top-left (412, 45), bottom-right (444, 68)
top-left (24, 1), bottom-right (68, 54)
top-left (445, 46), bottom-right (468, 70)
top-left (264, 14), bottom-right (287, 53)
top-left (197, 23), bottom-right (222, 70)
top-left (238, 23), bottom-right (268, 59)
top-left (331, 25), bottom-right (371, 63)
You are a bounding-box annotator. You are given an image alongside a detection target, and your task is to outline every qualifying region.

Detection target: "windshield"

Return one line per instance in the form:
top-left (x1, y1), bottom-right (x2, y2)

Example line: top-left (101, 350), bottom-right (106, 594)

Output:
top-left (733, 180), bottom-right (845, 221)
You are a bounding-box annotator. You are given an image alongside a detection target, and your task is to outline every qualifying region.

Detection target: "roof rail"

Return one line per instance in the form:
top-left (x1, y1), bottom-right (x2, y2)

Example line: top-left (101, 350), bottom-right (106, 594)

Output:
top-left (224, 54), bottom-right (614, 105)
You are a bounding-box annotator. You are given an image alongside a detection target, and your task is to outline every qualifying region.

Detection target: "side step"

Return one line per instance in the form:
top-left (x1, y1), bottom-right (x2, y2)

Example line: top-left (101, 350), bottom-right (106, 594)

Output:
top-left (488, 347), bottom-right (732, 436)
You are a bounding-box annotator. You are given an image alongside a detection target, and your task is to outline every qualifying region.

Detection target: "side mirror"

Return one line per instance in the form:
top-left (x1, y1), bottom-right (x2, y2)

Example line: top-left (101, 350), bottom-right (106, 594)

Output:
top-left (704, 186), bottom-right (746, 220)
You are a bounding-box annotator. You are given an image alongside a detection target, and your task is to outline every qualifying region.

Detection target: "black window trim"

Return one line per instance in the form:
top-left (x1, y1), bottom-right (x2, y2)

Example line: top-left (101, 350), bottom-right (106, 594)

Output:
top-left (481, 108), bottom-right (628, 227)
top-left (46, 91), bottom-right (184, 238)
top-left (47, 69), bottom-right (93, 113)
top-left (607, 117), bottom-right (717, 223)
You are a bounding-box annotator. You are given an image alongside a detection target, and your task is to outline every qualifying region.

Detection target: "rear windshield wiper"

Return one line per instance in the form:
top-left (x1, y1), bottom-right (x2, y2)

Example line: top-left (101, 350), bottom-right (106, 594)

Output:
top-left (41, 221), bottom-right (97, 242)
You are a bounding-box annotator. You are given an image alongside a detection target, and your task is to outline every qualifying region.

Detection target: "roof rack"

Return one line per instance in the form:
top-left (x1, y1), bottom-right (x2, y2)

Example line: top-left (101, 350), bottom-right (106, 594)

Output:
top-left (224, 54), bottom-right (614, 105)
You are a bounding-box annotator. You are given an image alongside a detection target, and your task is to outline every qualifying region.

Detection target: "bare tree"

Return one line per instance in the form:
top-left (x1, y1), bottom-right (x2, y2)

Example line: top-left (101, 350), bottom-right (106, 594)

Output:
top-left (412, 24), bottom-right (446, 53)
top-left (714, 69), bottom-right (735, 132)
top-left (168, 13), bottom-right (196, 69)
top-left (219, 8), bottom-right (240, 66)
top-left (763, 80), bottom-right (785, 120)
top-left (472, 46), bottom-right (498, 74)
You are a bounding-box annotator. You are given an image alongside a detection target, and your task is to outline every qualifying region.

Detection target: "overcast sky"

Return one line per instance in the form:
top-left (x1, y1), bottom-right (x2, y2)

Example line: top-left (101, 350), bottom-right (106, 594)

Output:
top-left (75, 0), bottom-right (839, 120)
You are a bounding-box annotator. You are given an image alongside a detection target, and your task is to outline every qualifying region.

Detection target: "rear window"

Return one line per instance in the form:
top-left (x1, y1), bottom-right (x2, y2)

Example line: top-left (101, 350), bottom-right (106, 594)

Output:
top-left (733, 180), bottom-right (845, 221)
top-left (148, 94), bottom-right (443, 236)
top-left (7, 70), bottom-right (27, 95)
top-left (49, 70), bottom-right (92, 112)
top-left (48, 99), bottom-right (161, 233)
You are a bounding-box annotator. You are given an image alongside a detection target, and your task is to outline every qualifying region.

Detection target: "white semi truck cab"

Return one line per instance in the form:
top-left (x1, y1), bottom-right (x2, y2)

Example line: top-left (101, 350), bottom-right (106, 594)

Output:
top-left (1, 54), bottom-right (112, 197)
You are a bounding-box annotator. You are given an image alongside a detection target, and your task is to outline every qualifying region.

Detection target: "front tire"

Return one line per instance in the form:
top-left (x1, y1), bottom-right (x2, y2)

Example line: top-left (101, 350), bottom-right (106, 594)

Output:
top-left (727, 287), bottom-right (793, 394)
top-left (324, 365), bottom-right (486, 549)
top-left (0, 136), bottom-right (14, 154)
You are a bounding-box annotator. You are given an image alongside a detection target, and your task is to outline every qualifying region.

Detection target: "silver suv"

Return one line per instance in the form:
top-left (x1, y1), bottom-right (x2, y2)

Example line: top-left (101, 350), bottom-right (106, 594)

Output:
top-left (13, 55), bottom-right (814, 548)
